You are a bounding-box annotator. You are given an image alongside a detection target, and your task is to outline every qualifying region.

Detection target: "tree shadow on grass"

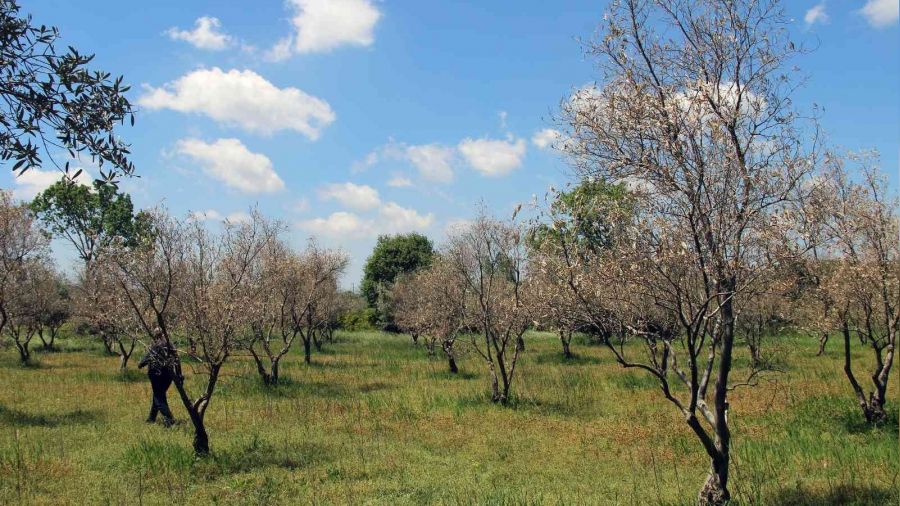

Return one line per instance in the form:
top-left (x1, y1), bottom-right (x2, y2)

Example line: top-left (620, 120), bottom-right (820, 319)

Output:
top-left (124, 436), bottom-right (332, 480)
top-left (768, 483), bottom-right (898, 505)
top-left (840, 407), bottom-right (899, 438)
top-left (0, 405), bottom-right (102, 428)
top-left (532, 352), bottom-right (602, 366)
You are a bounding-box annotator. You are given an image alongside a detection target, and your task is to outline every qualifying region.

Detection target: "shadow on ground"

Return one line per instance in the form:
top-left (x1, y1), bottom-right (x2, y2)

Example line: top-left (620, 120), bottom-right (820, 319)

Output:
top-left (0, 405), bottom-right (102, 427)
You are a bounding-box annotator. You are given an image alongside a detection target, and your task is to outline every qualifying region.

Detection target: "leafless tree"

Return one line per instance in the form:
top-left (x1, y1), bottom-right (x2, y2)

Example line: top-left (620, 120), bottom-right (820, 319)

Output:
top-left (246, 240), bottom-right (347, 384)
top-left (394, 256), bottom-right (469, 373)
top-left (32, 263), bottom-right (69, 351)
top-left (555, 0), bottom-right (818, 502)
top-left (801, 153), bottom-right (897, 423)
top-left (0, 191), bottom-right (48, 338)
top-left (75, 259), bottom-right (140, 368)
top-left (444, 212), bottom-right (531, 403)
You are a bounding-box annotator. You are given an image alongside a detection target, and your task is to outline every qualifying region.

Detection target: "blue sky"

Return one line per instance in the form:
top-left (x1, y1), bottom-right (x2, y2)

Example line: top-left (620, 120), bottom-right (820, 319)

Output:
top-left (4, 0), bottom-right (898, 286)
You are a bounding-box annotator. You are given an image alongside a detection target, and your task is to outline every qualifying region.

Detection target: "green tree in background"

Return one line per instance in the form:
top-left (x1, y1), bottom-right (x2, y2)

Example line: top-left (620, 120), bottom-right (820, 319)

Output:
top-left (30, 179), bottom-right (150, 264)
top-left (361, 233), bottom-right (434, 330)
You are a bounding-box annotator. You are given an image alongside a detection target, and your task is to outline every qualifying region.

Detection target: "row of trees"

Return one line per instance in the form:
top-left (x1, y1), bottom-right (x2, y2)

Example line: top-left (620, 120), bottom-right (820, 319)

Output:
top-left (388, 1), bottom-right (898, 504)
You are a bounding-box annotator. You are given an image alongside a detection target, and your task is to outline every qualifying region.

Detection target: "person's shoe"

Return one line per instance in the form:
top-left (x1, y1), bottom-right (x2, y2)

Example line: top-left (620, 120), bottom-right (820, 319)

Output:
top-left (163, 418), bottom-right (176, 428)
top-left (145, 418), bottom-right (157, 424)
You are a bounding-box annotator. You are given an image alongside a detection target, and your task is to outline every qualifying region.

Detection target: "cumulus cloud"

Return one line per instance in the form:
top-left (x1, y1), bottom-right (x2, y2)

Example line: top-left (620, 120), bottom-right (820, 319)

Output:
top-left (804, 3), bottom-right (829, 26)
top-left (377, 202), bottom-right (434, 234)
top-left (266, 0), bottom-right (381, 60)
top-left (861, 0), bottom-right (899, 28)
top-left (354, 141), bottom-right (456, 183)
top-left (387, 175), bottom-right (413, 188)
top-left (458, 137), bottom-right (527, 177)
top-left (405, 144), bottom-right (455, 183)
top-left (13, 168), bottom-right (92, 200)
top-left (166, 16), bottom-right (233, 50)
top-left (138, 68), bottom-right (335, 139)
top-left (531, 128), bottom-right (561, 150)
top-left (298, 202), bottom-right (433, 238)
top-left (189, 209), bottom-right (223, 221)
top-left (176, 138), bottom-right (285, 193)
top-left (298, 211), bottom-right (368, 237)
top-left (317, 182), bottom-right (381, 210)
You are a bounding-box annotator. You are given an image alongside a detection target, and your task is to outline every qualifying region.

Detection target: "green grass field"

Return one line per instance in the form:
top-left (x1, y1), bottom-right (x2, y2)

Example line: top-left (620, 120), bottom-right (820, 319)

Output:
top-left (0, 331), bottom-right (896, 505)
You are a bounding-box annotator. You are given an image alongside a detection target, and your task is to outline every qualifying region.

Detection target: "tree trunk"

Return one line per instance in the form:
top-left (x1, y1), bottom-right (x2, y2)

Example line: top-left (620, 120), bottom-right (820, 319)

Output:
top-left (117, 338), bottom-right (135, 370)
top-left (443, 341), bottom-right (458, 374)
top-left (816, 332), bottom-right (829, 356)
top-left (15, 341), bottom-right (30, 363)
top-left (411, 332), bottom-right (419, 345)
top-left (697, 460), bottom-right (730, 506)
top-left (489, 363), bottom-right (502, 403)
top-left (270, 360), bottom-right (280, 385)
top-left (560, 331), bottom-right (573, 359)
top-left (303, 337), bottom-right (311, 364)
top-left (192, 420), bottom-right (210, 456)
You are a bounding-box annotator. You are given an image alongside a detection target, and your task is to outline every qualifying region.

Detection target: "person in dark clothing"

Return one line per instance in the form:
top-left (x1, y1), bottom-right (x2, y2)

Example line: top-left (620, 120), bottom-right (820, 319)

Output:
top-left (138, 335), bottom-right (176, 427)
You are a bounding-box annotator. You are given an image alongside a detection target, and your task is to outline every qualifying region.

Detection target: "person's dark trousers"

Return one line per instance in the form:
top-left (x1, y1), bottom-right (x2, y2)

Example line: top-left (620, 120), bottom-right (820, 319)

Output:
top-left (147, 375), bottom-right (175, 426)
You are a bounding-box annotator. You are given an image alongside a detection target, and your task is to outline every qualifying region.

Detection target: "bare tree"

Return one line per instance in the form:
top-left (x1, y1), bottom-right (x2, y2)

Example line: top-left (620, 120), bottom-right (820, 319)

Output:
top-left (555, 1), bottom-right (817, 502)
top-left (32, 263), bottom-right (69, 351)
top-left (802, 153), bottom-right (897, 423)
top-left (110, 209), bottom-right (281, 455)
top-left (246, 240), bottom-right (347, 384)
top-left (394, 256), bottom-right (469, 373)
top-left (444, 212), bottom-right (531, 403)
top-left (0, 191), bottom-right (48, 338)
top-left (75, 260), bottom-right (139, 368)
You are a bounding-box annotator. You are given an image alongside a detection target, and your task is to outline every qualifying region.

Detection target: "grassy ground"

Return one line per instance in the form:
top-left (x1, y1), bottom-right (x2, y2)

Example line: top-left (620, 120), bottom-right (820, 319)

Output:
top-left (0, 330), bottom-right (896, 505)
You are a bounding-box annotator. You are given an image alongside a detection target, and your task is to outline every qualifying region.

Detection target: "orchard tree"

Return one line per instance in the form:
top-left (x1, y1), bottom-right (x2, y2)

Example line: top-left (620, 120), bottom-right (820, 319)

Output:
top-left (247, 239), bottom-right (347, 384)
top-left (0, 0), bottom-right (135, 179)
top-left (75, 258), bottom-right (140, 368)
top-left (3, 258), bottom-right (55, 362)
top-left (803, 154), bottom-right (897, 423)
top-left (0, 190), bottom-right (48, 338)
top-left (555, 0), bottom-right (818, 503)
top-left (32, 263), bottom-right (69, 351)
top-left (360, 232), bottom-right (433, 329)
top-left (444, 212), bottom-right (531, 402)
top-left (394, 257), bottom-right (468, 372)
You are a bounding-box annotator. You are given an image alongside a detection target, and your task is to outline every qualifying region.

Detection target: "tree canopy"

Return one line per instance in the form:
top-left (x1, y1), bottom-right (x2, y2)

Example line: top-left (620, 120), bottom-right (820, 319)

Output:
top-left (30, 179), bottom-right (150, 264)
top-left (0, 0), bottom-right (135, 179)
top-left (360, 232), bottom-right (434, 327)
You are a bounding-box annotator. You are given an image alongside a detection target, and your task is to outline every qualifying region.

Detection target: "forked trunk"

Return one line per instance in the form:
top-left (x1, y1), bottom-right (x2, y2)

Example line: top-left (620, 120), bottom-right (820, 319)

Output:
top-left (15, 341), bottom-right (30, 363)
top-left (816, 332), bottom-right (829, 356)
top-left (697, 461), bottom-right (730, 506)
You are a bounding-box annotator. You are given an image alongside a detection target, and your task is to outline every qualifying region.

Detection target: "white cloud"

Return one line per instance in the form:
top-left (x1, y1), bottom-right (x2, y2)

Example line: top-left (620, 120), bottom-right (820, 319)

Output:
top-left (458, 137), bottom-right (527, 177)
top-left (532, 128), bottom-right (561, 149)
top-left (138, 68), bottom-right (335, 139)
top-left (298, 202), bottom-right (433, 238)
top-left (861, 0), bottom-right (899, 27)
top-left (377, 202), bottom-right (434, 234)
top-left (298, 211), bottom-right (367, 237)
top-left (266, 0), bottom-right (381, 60)
top-left (13, 168), bottom-right (91, 200)
top-left (406, 144), bottom-right (455, 183)
top-left (387, 175), bottom-right (413, 188)
top-left (166, 16), bottom-right (233, 50)
top-left (317, 182), bottom-right (381, 210)
top-left (189, 209), bottom-right (223, 221)
top-left (804, 3), bottom-right (829, 26)
top-left (225, 211), bottom-right (251, 224)
top-left (175, 138), bottom-right (285, 194)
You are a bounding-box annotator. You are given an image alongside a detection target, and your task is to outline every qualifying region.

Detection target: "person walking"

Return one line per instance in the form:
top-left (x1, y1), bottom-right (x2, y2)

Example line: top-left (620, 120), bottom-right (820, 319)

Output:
top-left (138, 332), bottom-right (176, 427)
